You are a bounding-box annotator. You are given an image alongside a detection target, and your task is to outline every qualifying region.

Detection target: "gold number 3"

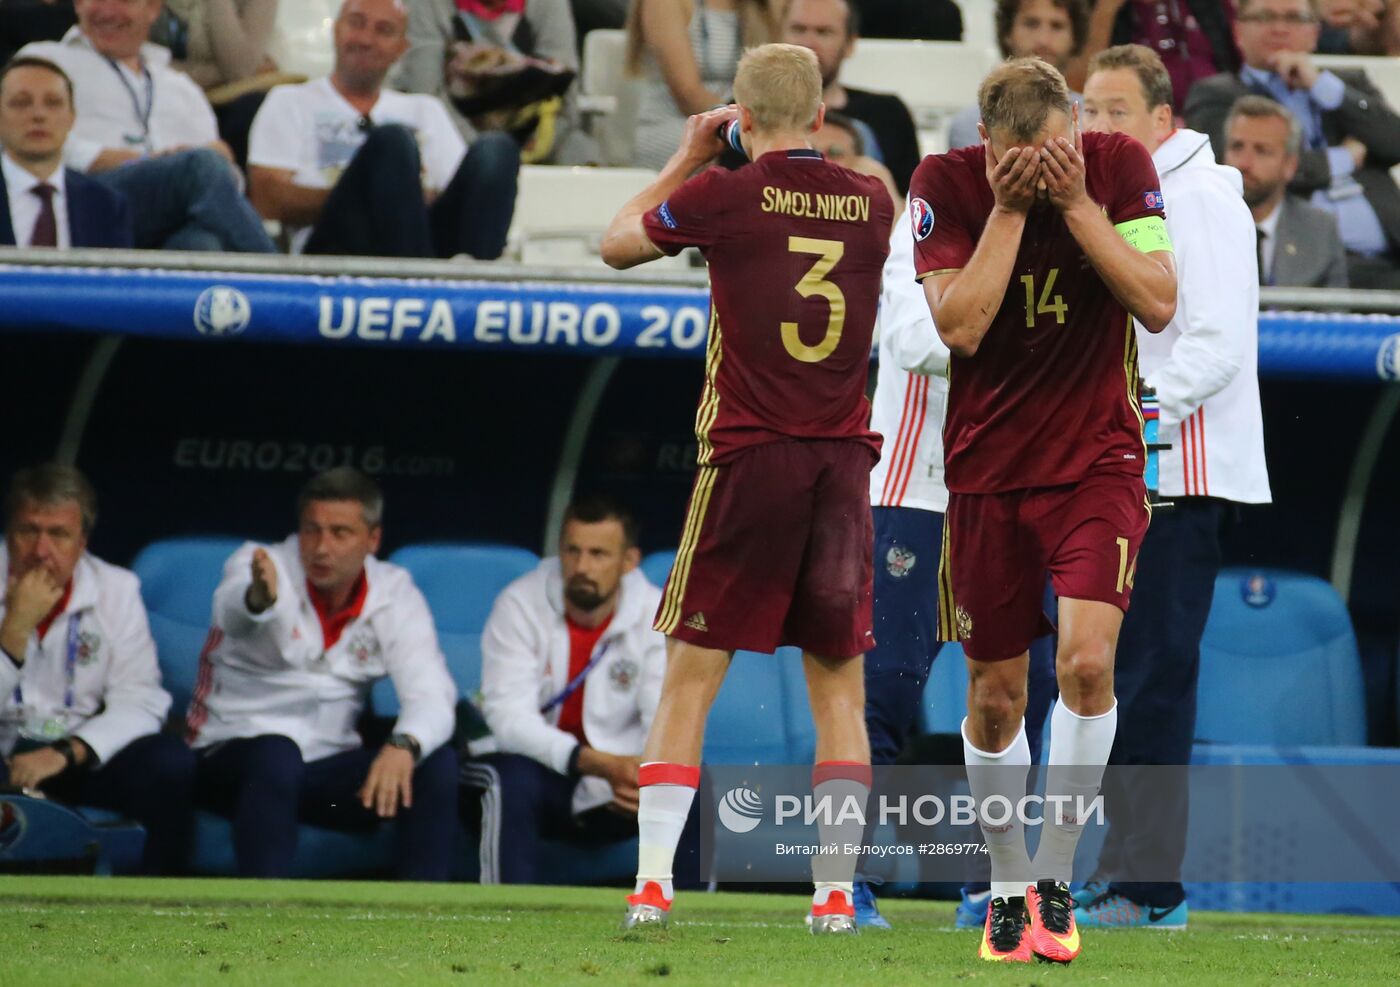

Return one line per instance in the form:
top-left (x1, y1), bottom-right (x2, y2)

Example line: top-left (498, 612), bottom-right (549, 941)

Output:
top-left (782, 236), bottom-right (847, 363)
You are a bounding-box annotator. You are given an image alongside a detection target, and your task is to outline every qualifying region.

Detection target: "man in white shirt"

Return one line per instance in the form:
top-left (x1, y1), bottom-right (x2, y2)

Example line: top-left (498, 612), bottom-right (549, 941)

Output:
top-left (0, 464), bottom-right (193, 875)
top-left (248, 0), bottom-right (519, 259)
top-left (469, 497), bottom-right (699, 885)
top-left (1224, 95), bottom-right (1349, 288)
top-left (20, 0), bottom-right (274, 252)
top-left (188, 468), bottom-right (459, 880)
top-left (1078, 44), bottom-right (1271, 930)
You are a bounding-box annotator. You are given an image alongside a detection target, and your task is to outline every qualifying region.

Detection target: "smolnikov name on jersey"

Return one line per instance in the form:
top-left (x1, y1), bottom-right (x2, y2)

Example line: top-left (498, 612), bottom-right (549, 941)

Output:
top-left (761, 186), bottom-right (874, 223)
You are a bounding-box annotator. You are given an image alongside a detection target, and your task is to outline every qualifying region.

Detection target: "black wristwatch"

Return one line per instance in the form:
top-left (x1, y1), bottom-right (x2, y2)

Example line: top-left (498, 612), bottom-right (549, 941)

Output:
top-left (51, 738), bottom-right (81, 772)
top-left (386, 733), bottom-right (421, 764)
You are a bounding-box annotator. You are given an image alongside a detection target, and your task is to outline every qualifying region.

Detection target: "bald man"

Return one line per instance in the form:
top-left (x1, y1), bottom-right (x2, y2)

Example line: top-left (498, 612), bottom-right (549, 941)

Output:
top-left (247, 0), bottom-right (520, 259)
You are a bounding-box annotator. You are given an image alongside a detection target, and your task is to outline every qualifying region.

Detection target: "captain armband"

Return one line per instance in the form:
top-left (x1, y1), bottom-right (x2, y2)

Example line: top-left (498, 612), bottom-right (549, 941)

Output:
top-left (1114, 215), bottom-right (1173, 254)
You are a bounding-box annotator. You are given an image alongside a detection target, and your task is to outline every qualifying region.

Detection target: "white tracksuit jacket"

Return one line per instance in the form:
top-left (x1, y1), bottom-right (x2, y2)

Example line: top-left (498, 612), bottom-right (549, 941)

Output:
top-left (0, 548), bottom-right (171, 763)
top-left (478, 558), bottom-right (665, 814)
top-left (187, 536), bottom-right (456, 762)
top-left (1142, 129), bottom-right (1272, 504)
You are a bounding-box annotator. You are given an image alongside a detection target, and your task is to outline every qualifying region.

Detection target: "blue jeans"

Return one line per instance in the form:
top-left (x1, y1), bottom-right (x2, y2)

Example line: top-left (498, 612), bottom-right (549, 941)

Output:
top-left (93, 148), bottom-right (275, 252)
top-left (1, 731), bottom-right (196, 875)
top-left (306, 125), bottom-right (520, 260)
top-left (194, 734), bottom-right (460, 880)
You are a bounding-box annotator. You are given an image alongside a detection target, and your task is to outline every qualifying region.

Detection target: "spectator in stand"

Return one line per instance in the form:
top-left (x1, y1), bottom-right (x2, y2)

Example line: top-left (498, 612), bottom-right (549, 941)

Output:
top-left (1225, 95), bottom-right (1348, 286)
top-left (948, 0), bottom-right (1088, 150)
top-left (0, 464), bottom-right (194, 876)
top-left (850, 0), bottom-right (960, 40)
top-left (625, 0), bottom-right (778, 170)
top-left (249, 0), bottom-right (519, 258)
top-left (1316, 0), bottom-right (1400, 54)
top-left (1066, 0), bottom-right (1241, 109)
top-left (468, 497), bottom-right (701, 886)
top-left (1185, 0), bottom-right (1400, 289)
top-left (0, 1), bottom-right (75, 64)
top-left (187, 468), bottom-right (460, 881)
top-left (149, 0), bottom-right (283, 168)
top-left (19, 0), bottom-right (275, 251)
top-left (810, 110), bottom-right (897, 201)
top-left (780, 0), bottom-right (918, 196)
top-left (392, 0), bottom-right (595, 165)
top-left (0, 55), bottom-right (131, 247)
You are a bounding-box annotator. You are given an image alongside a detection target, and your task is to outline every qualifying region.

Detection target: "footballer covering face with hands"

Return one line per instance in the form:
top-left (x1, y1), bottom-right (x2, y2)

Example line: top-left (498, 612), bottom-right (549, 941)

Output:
top-left (911, 57), bottom-right (1177, 964)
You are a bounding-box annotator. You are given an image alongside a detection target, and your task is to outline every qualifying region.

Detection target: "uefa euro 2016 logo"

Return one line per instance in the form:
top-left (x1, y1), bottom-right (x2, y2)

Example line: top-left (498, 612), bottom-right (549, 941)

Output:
top-left (193, 285), bottom-right (252, 337)
top-left (718, 787), bottom-right (765, 833)
top-left (909, 198), bottom-right (935, 241)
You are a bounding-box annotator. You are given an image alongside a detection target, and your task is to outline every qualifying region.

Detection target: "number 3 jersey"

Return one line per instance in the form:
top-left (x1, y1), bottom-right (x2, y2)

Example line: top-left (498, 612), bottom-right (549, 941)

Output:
top-left (643, 150), bottom-right (895, 465)
top-left (909, 131), bottom-right (1169, 494)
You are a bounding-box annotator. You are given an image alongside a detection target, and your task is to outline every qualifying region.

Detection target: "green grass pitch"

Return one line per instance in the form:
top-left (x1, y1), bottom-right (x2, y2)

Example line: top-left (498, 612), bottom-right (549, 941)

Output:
top-left (2, 877), bottom-right (1398, 986)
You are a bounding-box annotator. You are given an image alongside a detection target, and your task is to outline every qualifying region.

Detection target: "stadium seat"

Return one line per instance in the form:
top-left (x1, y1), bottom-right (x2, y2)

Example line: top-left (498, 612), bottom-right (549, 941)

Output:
top-left (377, 543), bottom-right (541, 714)
top-left (922, 642), bottom-right (969, 736)
top-left (579, 28), bottom-right (639, 166)
top-left (839, 41), bottom-right (997, 130)
top-left (266, 0), bottom-right (338, 79)
top-left (507, 165), bottom-right (670, 267)
top-left (132, 536), bottom-right (245, 714)
top-left (1195, 568), bottom-right (1366, 746)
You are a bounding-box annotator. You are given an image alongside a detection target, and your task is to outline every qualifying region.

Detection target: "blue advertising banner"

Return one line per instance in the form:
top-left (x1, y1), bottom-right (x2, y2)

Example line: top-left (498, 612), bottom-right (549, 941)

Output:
top-left (2, 263), bottom-right (1399, 379)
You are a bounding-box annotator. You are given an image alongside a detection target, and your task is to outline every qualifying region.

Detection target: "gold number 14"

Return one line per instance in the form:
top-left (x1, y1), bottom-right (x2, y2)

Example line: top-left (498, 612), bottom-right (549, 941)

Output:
top-left (1020, 268), bottom-right (1068, 328)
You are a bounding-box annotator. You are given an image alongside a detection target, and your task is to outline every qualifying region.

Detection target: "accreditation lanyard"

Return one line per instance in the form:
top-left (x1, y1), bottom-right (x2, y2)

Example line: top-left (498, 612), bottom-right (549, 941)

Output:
top-left (539, 640), bottom-right (610, 716)
top-left (105, 56), bottom-right (155, 151)
top-left (12, 612), bottom-right (80, 711)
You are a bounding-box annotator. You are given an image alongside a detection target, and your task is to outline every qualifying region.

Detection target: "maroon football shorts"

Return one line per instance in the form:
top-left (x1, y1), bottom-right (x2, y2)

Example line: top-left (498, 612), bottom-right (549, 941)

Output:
top-left (654, 439), bottom-right (877, 658)
top-left (938, 470), bottom-right (1151, 663)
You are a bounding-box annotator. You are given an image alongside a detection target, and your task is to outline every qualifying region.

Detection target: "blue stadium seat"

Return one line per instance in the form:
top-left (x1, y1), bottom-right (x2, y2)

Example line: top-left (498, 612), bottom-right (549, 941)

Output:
top-left (640, 549), bottom-right (675, 591)
top-left (1196, 569), bottom-right (1366, 746)
top-left (132, 536), bottom-right (245, 713)
top-left (377, 543), bottom-right (540, 714)
top-left (922, 642), bottom-right (969, 736)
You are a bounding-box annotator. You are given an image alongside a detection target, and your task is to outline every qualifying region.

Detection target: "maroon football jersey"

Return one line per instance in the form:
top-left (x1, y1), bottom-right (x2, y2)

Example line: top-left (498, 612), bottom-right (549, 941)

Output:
top-left (909, 131), bottom-right (1167, 494)
top-left (643, 149), bottom-right (894, 465)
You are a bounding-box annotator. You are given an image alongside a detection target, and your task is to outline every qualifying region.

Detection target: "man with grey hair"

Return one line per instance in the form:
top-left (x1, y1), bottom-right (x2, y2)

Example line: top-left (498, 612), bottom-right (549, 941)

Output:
top-left (188, 467), bottom-right (460, 880)
top-left (0, 463), bottom-right (194, 875)
top-left (1224, 95), bottom-right (1348, 286)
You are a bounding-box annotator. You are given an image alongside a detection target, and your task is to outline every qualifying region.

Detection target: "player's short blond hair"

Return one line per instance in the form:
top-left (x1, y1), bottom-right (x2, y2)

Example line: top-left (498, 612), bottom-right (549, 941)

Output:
top-left (978, 57), bottom-right (1074, 143)
top-left (733, 43), bottom-right (823, 134)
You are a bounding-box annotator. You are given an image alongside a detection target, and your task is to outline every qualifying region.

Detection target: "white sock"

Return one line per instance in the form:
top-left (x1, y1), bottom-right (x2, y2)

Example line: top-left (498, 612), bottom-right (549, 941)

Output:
top-left (1033, 700), bottom-right (1118, 883)
top-left (962, 717), bottom-right (1033, 901)
top-left (634, 762), bottom-right (698, 900)
top-left (811, 762), bottom-right (870, 905)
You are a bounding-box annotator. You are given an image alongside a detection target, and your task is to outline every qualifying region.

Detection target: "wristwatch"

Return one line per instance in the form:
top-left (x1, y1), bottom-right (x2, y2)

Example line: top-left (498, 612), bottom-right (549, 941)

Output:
top-left (51, 737), bottom-right (80, 772)
top-left (386, 733), bottom-right (421, 764)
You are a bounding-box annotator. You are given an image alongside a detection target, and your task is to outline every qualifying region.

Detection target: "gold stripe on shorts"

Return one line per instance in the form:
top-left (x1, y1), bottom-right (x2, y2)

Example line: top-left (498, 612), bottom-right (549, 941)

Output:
top-left (936, 512), bottom-right (957, 642)
top-left (656, 465), bottom-right (719, 634)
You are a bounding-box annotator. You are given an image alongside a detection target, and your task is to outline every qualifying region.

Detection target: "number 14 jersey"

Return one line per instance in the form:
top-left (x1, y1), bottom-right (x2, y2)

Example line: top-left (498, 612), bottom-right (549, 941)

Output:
top-left (643, 149), bottom-right (894, 465)
top-left (909, 131), bottom-right (1167, 494)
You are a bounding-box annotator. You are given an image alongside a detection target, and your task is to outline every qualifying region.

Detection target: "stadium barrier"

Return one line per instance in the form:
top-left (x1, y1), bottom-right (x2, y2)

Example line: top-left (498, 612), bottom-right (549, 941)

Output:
top-left (1, 250), bottom-right (1399, 380)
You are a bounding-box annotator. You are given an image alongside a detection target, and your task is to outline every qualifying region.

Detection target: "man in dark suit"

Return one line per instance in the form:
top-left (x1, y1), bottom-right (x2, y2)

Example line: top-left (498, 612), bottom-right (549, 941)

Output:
top-left (0, 55), bottom-right (131, 249)
top-left (1184, 0), bottom-right (1400, 289)
top-left (1225, 95), bottom-right (1348, 287)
